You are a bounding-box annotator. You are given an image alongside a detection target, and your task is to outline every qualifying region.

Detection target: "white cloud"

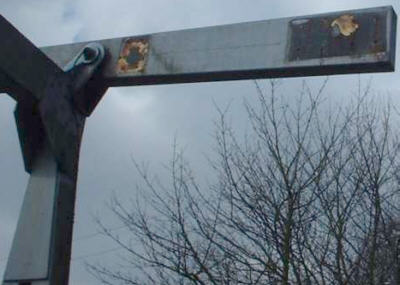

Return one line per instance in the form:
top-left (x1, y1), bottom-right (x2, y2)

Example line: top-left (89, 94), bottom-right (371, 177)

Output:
top-left (0, 0), bottom-right (81, 46)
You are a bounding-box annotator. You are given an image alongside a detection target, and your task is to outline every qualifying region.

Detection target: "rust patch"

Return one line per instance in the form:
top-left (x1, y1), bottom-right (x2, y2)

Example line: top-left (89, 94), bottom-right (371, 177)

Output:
top-left (117, 38), bottom-right (149, 73)
top-left (288, 10), bottom-right (387, 61)
top-left (331, 14), bottom-right (359, 36)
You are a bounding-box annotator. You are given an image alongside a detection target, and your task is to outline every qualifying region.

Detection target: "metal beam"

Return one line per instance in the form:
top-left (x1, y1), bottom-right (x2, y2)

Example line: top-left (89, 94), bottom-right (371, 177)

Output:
top-left (0, 5), bottom-right (397, 285)
top-left (4, 142), bottom-right (58, 282)
top-left (41, 6), bottom-right (396, 87)
top-left (2, 44), bottom-right (105, 285)
top-left (0, 15), bottom-right (63, 101)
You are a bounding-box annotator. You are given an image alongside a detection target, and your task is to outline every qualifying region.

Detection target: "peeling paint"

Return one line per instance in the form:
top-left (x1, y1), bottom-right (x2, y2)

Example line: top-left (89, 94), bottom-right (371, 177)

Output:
top-left (331, 14), bottom-right (359, 36)
top-left (288, 10), bottom-right (388, 62)
top-left (291, 19), bottom-right (310, 25)
top-left (117, 38), bottom-right (149, 73)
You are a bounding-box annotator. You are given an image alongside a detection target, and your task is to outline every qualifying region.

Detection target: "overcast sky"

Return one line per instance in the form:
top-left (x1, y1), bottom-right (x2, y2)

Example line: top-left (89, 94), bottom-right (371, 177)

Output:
top-left (1, 1), bottom-right (399, 284)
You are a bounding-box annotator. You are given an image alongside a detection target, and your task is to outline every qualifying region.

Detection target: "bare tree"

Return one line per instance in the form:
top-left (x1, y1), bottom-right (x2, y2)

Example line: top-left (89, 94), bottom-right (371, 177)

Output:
top-left (87, 80), bottom-right (400, 285)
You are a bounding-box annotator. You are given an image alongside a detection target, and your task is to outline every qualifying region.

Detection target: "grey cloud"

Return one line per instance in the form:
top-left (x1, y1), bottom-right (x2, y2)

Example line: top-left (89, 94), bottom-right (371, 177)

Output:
top-left (1, 1), bottom-right (399, 284)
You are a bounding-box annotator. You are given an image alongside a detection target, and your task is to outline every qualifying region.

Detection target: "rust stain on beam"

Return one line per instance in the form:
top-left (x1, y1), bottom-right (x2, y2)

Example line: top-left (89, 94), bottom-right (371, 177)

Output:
top-left (39, 6), bottom-right (396, 85)
top-left (288, 9), bottom-right (389, 62)
top-left (331, 14), bottom-right (359, 36)
top-left (116, 38), bottom-right (149, 73)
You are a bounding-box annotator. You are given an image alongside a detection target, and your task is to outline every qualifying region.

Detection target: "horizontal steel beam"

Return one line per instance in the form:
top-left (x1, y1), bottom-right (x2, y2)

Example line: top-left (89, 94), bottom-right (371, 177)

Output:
top-left (41, 6), bottom-right (396, 87)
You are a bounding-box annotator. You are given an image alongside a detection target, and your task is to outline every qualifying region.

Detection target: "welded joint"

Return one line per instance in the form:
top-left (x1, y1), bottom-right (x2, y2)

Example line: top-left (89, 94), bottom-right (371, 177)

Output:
top-left (15, 42), bottom-right (106, 174)
top-left (36, 42), bottom-right (107, 176)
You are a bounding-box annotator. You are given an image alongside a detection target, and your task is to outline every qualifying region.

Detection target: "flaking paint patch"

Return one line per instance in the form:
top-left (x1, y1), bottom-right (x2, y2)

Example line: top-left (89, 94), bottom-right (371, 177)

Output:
top-left (117, 38), bottom-right (149, 73)
top-left (291, 19), bottom-right (310, 25)
top-left (331, 14), bottom-right (359, 36)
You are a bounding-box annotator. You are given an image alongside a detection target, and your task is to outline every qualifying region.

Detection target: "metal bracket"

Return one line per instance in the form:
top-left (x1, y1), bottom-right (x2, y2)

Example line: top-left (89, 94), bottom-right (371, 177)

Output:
top-left (64, 42), bottom-right (105, 91)
top-left (67, 43), bottom-right (108, 116)
top-left (15, 43), bottom-right (106, 173)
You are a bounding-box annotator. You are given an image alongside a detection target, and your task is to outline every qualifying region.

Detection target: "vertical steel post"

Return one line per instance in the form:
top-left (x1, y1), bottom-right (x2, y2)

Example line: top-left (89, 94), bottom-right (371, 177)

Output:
top-left (3, 138), bottom-right (82, 285)
top-left (1, 32), bottom-right (106, 284)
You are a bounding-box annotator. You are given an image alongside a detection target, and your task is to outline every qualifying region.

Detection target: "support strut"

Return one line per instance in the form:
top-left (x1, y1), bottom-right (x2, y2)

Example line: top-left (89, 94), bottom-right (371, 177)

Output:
top-left (2, 42), bottom-right (106, 285)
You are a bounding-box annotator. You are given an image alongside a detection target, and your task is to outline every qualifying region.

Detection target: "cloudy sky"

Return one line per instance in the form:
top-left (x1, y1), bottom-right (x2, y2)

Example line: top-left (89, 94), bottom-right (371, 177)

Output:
top-left (0, 0), bottom-right (399, 284)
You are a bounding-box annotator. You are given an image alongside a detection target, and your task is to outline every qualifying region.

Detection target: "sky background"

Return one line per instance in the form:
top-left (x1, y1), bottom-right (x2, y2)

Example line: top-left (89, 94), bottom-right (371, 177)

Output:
top-left (0, 1), bottom-right (399, 284)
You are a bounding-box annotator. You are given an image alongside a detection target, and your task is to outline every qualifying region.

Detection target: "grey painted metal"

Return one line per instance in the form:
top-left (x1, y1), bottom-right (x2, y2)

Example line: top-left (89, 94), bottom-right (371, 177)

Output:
top-left (2, 44), bottom-right (106, 285)
top-left (14, 98), bottom-right (46, 174)
top-left (0, 5), bottom-right (397, 285)
top-left (3, 142), bottom-right (57, 282)
top-left (0, 15), bottom-right (63, 101)
top-left (14, 43), bottom-right (106, 174)
top-left (41, 6), bottom-right (396, 87)
top-left (3, 282), bottom-right (48, 285)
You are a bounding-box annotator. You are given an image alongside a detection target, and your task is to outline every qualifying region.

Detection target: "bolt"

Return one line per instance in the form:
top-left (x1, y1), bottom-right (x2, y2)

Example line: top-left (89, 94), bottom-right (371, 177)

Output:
top-left (82, 47), bottom-right (98, 63)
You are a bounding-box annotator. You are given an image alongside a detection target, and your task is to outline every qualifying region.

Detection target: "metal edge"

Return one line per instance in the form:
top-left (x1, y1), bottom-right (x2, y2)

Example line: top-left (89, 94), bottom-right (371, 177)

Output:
top-left (105, 60), bottom-right (394, 87)
top-left (387, 6), bottom-right (397, 71)
top-left (39, 6), bottom-right (395, 49)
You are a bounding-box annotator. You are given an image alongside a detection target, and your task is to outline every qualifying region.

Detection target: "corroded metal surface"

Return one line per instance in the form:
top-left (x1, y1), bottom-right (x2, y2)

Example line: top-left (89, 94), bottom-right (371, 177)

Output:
top-left (40, 6), bottom-right (396, 87)
top-left (116, 38), bottom-right (149, 73)
top-left (288, 9), bottom-right (390, 61)
top-left (0, 15), bottom-right (62, 101)
top-left (331, 14), bottom-right (359, 36)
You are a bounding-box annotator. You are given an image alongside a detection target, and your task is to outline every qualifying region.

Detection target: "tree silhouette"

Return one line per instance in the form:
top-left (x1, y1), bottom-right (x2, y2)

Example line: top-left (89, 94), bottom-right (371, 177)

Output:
top-left (88, 80), bottom-right (400, 285)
